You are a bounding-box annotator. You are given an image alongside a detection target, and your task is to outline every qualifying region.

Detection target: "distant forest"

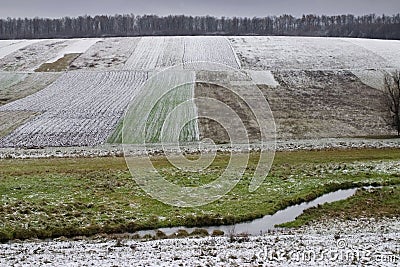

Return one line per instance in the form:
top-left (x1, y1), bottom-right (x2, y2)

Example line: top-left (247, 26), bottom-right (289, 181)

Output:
top-left (1, 13), bottom-right (399, 39)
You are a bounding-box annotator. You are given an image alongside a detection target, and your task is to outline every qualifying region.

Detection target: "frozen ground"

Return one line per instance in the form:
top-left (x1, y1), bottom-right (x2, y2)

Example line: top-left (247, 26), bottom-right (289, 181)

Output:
top-left (0, 36), bottom-right (398, 148)
top-left (0, 40), bottom-right (40, 60)
top-left (351, 69), bottom-right (387, 91)
top-left (0, 218), bottom-right (398, 266)
top-left (229, 36), bottom-right (400, 70)
top-left (0, 72), bottom-right (61, 106)
top-left (122, 36), bottom-right (240, 71)
top-left (263, 70), bottom-right (391, 139)
top-left (0, 39), bottom-right (72, 71)
top-left (0, 137), bottom-right (399, 159)
top-left (46, 38), bottom-right (101, 63)
top-left (70, 37), bottom-right (141, 70)
top-left (0, 71), bottom-right (148, 147)
top-left (348, 38), bottom-right (400, 69)
top-left (245, 70), bottom-right (279, 86)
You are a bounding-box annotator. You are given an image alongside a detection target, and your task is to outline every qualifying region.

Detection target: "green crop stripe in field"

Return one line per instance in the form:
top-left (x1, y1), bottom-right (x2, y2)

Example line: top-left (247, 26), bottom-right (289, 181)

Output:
top-left (110, 70), bottom-right (199, 144)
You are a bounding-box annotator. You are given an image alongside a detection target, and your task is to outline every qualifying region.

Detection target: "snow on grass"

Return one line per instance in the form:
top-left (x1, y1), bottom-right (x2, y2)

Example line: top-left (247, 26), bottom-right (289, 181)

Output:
top-left (123, 37), bottom-right (170, 70)
top-left (229, 36), bottom-right (394, 70)
top-left (0, 71), bottom-right (148, 147)
top-left (122, 69), bottom-right (198, 144)
top-left (123, 36), bottom-right (240, 71)
top-left (245, 70), bottom-right (279, 86)
top-left (46, 38), bottom-right (101, 63)
top-left (0, 72), bottom-right (28, 91)
top-left (0, 72), bottom-right (61, 105)
top-left (0, 218), bottom-right (398, 266)
top-left (0, 111), bottom-right (38, 139)
top-left (0, 39), bottom-right (72, 71)
top-left (348, 38), bottom-right (400, 69)
top-left (352, 69), bottom-right (387, 91)
top-left (70, 37), bottom-right (141, 70)
top-left (0, 40), bottom-right (40, 59)
top-left (0, 40), bottom-right (23, 49)
top-left (182, 36), bottom-right (240, 70)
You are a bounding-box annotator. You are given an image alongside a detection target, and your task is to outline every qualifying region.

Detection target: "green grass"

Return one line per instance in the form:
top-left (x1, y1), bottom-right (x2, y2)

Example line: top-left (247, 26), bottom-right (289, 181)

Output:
top-left (0, 148), bottom-right (400, 242)
top-left (279, 185), bottom-right (400, 228)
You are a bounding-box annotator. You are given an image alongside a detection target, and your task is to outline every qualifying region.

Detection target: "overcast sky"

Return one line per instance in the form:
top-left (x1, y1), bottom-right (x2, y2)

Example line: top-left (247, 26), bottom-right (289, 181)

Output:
top-left (1, 0), bottom-right (399, 19)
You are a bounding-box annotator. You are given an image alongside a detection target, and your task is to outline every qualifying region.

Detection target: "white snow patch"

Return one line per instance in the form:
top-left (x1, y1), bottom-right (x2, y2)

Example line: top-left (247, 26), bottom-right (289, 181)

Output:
top-left (348, 38), bottom-right (400, 69)
top-left (352, 69), bottom-right (387, 90)
top-left (246, 70), bottom-right (279, 86)
top-left (46, 38), bottom-right (100, 63)
top-left (229, 36), bottom-right (397, 70)
top-left (0, 40), bottom-right (40, 59)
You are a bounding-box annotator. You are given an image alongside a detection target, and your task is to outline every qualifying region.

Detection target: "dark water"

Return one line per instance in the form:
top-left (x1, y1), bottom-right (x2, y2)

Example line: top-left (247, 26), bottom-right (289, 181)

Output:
top-left (137, 187), bottom-right (373, 237)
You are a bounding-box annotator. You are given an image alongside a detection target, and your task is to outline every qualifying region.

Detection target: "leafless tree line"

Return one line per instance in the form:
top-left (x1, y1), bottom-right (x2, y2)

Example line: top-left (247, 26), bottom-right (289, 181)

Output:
top-left (0, 13), bottom-right (399, 39)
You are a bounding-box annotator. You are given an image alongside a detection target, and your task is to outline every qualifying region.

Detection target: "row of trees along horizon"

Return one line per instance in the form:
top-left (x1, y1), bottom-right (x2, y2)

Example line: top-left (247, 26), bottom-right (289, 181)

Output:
top-left (0, 13), bottom-right (399, 40)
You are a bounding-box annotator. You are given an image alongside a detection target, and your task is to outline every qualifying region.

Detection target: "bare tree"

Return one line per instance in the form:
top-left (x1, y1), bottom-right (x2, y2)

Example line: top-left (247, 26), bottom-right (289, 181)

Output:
top-left (384, 71), bottom-right (400, 136)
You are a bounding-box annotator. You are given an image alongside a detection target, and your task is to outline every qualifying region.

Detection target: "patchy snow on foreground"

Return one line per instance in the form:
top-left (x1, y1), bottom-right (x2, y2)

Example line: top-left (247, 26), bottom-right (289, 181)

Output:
top-left (1, 218), bottom-right (398, 266)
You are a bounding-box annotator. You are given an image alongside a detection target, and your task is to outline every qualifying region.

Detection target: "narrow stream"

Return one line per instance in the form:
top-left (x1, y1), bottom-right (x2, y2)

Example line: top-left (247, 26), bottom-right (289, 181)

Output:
top-left (137, 187), bottom-right (374, 237)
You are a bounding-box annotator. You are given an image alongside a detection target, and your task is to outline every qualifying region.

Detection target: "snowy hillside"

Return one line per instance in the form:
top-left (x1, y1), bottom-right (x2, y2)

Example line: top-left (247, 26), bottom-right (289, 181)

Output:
top-left (0, 36), bottom-right (399, 147)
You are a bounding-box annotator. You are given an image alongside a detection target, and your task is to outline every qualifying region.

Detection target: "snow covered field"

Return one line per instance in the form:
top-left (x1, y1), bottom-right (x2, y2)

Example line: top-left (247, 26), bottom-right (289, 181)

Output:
top-left (1, 218), bottom-right (398, 266)
top-left (0, 71), bottom-right (148, 147)
top-left (0, 36), bottom-right (399, 147)
top-left (0, 39), bottom-right (40, 60)
top-left (348, 38), bottom-right (400, 69)
top-left (70, 37), bottom-right (141, 70)
top-left (123, 36), bottom-right (240, 70)
top-left (0, 39), bottom-right (75, 71)
top-left (229, 36), bottom-right (400, 70)
top-left (46, 38), bottom-right (101, 63)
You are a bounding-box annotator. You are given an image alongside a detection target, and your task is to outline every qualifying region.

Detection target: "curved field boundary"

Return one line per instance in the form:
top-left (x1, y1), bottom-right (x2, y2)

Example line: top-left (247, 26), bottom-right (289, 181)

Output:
top-left (0, 72), bottom-right (61, 106)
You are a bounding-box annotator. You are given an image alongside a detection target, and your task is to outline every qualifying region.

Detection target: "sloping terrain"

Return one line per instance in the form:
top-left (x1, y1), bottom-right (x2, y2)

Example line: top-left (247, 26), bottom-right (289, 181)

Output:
top-left (70, 37), bottom-right (141, 70)
top-left (123, 36), bottom-right (240, 71)
top-left (0, 36), bottom-right (399, 148)
top-left (0, 40), bottom-right (73, 71)
top-left (0, 71), bottom-right (148, 147)
top-left (261, 70), bottom-right (391, 139)
top-left (229, 36), bottom-right (399, 70)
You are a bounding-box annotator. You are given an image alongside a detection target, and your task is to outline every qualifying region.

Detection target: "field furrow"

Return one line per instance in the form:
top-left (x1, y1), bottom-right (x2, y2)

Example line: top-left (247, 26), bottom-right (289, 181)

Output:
top-left (120, 70), bottom-right (197, 144)
top-left (0, 71), bottom-right (148, 147)
top-left (183, 36), bottom-right (240, 70)
top-left (123, 37), bottom-right (168, 70)
top-left (0, 111), bottom-right (39, 139)
top-left (0, 72), bottom-right (61, 106)
top-left (123, 36), bottom-right (240, 71)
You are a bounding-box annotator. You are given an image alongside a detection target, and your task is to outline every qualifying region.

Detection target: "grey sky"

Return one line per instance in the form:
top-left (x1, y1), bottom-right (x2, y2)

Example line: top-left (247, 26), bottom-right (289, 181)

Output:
top-left (1, 0), bottom-right (399, 19)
